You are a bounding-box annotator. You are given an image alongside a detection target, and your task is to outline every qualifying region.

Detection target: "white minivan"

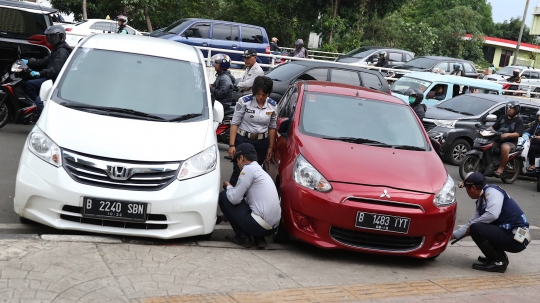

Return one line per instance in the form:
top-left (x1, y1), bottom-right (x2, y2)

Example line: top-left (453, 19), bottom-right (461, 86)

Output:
top-left (14, 34), bottom-right (224, 239)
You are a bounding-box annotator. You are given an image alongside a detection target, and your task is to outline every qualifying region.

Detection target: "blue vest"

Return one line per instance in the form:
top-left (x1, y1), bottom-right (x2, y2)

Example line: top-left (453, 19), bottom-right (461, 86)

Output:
top-left (477, 185), bottom-right (529, 230)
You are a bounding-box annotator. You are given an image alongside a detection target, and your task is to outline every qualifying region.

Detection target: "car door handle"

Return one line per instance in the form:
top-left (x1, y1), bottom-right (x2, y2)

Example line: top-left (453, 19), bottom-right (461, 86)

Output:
top-left (202, 42), bottom-right (208, 46)
top-left (232, 44), bottom-right (238, 48)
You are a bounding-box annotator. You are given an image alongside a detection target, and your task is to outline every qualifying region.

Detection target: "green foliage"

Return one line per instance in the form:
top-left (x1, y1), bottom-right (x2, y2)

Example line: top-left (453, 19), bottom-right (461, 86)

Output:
top-left (493, 17), bottom-right (536, 44)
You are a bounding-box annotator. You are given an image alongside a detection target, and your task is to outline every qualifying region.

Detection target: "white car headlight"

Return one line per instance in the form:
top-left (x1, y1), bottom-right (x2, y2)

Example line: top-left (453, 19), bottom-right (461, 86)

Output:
top-left (434, 120), bottom-right (458, 128)
top-left (177, 145), bottom-right (217, 181)
top-left (293, 154), bottom-right (332, 192)
top-left (27, 127), bottom-right (62, 167)
top-left (434, 175), bottom-right (456, 207)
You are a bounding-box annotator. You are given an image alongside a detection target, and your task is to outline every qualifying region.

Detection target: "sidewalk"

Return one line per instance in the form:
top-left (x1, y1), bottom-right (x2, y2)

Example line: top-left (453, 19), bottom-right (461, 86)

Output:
top-left (0, 232), bottom-right (538, 303)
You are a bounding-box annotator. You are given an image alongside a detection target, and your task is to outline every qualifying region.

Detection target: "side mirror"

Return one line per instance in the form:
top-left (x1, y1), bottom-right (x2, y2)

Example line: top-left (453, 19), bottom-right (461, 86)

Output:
top-left (278, 118), bottom-right (291, 135)
top-left (213, 100), bottom-right (224, 124)
top-left (485, 114), bottom-right (497, 122)
top-left (474, 123), bottom-right (482, 128)
top-left (372, 57), bottom-right (379, 63)
top-left (39, 80), bottom-right (53, 103)
top-left (183, 29), bottom-right (193, 38)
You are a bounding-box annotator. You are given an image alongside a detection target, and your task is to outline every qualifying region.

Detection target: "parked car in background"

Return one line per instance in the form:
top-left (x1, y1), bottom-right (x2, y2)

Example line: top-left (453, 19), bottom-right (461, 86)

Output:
top-left (394, 56), bottom-right (479, 79)
top-left (14, 34), bottom-right (224, 240)
top-left (335, 46), bottom-right (414, 68)
top-left (0, 0), bottom-right (56, 71)
top-left (63, 19), bottom-right (143, 48)
top-left (424, 94), bottom-right (540, 165)
top-left (484, 66), bottom-right (540, 97)
top-left (391, 72), bottom-right (502, 106)
top-left (150, 18), bottom-right (271, 67)
top-left (268, 80), bottom-right (456, 259)
top-left (265, 60), bottom-right (391, 102)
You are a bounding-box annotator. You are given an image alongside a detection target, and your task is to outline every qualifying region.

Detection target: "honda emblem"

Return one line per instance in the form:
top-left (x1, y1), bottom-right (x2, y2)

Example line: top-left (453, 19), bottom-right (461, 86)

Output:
top-left (107, 166), bottom-right (130, 180)
top-left (380, 189), bottom-right (390, 199)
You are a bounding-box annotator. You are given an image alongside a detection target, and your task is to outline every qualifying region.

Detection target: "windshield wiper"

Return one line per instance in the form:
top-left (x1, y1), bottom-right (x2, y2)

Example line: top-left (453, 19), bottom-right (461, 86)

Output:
top-left (168, 113), bottom-right (202, 122)
top-left (60, 103), bottom-right (167, 121)
top-left (392, 145), bottom-right (426, 151)
top-left (323, 136), bottom-right (390, 146)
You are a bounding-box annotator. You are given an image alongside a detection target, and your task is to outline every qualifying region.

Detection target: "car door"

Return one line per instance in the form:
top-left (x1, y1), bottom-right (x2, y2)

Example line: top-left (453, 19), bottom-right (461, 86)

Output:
top-left (520, 105), bottom-right (540, 126)
top-left (359, 71), bottom-right (384, 91)
top-left (178, 22), bottom-right (211, 56)
top-left (387, 52), bottom-right (404, 67)
top-left (434, 62), bottom-right (449, 73)
top-left (462, 62), bottom-right (477, 78)
top-left (211, 23), bottom-right (240, 62)
top-left (239, 26), bottom-right (266, 62)
top-left (271, 87), bottom-right (298, 182)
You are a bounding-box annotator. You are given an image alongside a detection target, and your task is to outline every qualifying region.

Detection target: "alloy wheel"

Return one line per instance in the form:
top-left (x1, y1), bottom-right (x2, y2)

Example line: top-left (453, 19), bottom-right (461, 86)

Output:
top-left (452, 144), bottom-right (468, 163)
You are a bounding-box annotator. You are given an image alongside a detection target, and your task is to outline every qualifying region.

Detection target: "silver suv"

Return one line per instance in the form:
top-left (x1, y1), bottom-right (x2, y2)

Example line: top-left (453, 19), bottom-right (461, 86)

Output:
top-left (484, 66), bottom-right (540, 94)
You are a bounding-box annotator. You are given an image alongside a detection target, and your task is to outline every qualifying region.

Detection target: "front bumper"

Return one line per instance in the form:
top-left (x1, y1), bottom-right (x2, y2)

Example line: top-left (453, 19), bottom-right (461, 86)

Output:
top-left (14, 146), bottom-right (220, 239)
top-left (281, 182), bottom-right (456, 258)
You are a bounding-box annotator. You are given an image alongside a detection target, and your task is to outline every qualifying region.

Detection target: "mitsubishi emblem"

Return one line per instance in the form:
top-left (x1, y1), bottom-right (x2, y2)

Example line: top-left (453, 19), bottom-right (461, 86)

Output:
top-left (107, 166), bottom-right (130, 180)
top-left (380, 189), bottom-right (390, 199)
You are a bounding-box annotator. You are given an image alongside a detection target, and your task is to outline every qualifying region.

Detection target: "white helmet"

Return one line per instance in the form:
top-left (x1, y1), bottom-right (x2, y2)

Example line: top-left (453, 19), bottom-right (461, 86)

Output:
top-left (117, 15), bottom-right (128, 25)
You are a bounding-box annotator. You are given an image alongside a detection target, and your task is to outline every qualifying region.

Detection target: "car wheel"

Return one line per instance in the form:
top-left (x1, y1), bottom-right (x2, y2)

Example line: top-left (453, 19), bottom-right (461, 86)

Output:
top-left (19, 217), bottom-right (35, 224)
top-left (502, 158), bottom-right (521, 184)
top-left (273, 196), bottom-right (289, 244)
top-left (0, 102), bottom-right (9, 129)
top-left (197, 232), bottom-right (213, 241)
top-left (446, 139), bottom-right (471, 166)
top-left (459, 155), bottom-right (481, 181)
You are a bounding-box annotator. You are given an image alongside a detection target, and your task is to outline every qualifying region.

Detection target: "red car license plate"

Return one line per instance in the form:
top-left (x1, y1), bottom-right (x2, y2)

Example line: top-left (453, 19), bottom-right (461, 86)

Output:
top-left (355, 212), bottom-right (410, 234)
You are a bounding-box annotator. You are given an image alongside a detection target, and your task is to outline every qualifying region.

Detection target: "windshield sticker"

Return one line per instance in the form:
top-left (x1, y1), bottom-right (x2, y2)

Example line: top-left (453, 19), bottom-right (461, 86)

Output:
top-left (307, 94), bottom-right (317, 102)
top-left (70, 48), bottom-right (92, 71)
top-left (190, 62), bottom-right (205, 93)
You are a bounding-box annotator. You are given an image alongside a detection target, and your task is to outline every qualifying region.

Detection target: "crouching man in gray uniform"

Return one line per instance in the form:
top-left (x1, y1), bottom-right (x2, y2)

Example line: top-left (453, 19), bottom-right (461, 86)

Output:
top-left (218, 143), bottom-right (281, 249)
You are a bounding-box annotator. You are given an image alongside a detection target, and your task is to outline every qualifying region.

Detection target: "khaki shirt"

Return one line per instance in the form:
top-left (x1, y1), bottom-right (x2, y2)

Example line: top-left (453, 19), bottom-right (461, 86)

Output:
top-left (231, 94), bottom-right (277, 134)
top-left (237, 63), bottom-right (265, 93)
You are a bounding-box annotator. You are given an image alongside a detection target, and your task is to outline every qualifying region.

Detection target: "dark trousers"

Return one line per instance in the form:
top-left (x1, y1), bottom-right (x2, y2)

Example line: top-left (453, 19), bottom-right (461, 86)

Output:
top-left (23, 78), bottom-right (46, 102)
top-left (528, 144), bottom-right (540, 166)
top-left (470, 222), bottom-right (528, 253)
top-left (229, 135), bottom-right (269, 186)
top-left (218, 190), bottom-right (276, 238)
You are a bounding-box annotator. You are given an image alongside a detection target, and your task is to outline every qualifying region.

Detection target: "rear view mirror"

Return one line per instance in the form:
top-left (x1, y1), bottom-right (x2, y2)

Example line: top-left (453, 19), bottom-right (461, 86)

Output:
top-left (39, 80), bottom-right (53, 103)
top-left (485, 114), bottom-right (497, 122)
top-left (183, 29), bottom-right (193, 38)
top-left (278, 118), bottom-right (291, 135)
top-left (213, 101), bottom-right (224, 122)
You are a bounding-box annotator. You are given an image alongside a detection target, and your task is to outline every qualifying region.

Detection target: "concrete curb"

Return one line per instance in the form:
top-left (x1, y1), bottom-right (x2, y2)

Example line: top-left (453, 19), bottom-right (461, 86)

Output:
top-left (40, 234), bottom-right (123, 243)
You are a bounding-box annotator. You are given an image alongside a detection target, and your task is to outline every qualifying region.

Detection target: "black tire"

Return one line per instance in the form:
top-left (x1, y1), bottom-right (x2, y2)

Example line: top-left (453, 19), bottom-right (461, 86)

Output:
top-left (197, 232), bottom-right (213, 241)
top-left (445, 139), bottom-right (471, 166)
top-left (502, 158), bottom-right (521, 184)
top-left (0, 102), bottom-right (9, 129)
top-left (19, 217), bottom-right (34, 224)
top-left (459, 154), bottom-right (481, 181)
top-left (217, 128), bottom-right (230, 144)
top-left (272, 195), bottom-right (289, 244)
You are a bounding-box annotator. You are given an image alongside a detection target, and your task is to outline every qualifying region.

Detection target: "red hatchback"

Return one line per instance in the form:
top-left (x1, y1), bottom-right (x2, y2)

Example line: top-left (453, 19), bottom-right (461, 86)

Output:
top-left (268, 81), bottom-right (457, 259)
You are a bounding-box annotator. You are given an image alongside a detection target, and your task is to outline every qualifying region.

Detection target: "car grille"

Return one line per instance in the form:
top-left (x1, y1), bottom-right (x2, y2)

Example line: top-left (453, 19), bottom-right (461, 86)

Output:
top-left (60, 205), bottom-right (168, 229)
top-left (330, 226), bottom-right (423, 252)
top-left (343, 197), bottom-right (424, 212)
top-left (422, 119), bottom-right (436, 132)
top-left (62, 150), bottom-right (180, 191)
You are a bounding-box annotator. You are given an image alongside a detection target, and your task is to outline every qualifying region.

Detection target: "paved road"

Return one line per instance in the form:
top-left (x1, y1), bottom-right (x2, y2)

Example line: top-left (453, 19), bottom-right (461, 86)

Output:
top-left (1, 123), bottom-right (538, 240)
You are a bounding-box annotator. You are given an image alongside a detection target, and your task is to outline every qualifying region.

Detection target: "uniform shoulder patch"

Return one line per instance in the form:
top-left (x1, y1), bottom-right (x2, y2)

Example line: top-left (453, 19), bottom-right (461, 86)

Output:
top-left (267, 98), bottom-right (277, 106)
top-left (235, 102), bottom-right (242, 111)
top-left (242, 95), bottom-right (253, 103)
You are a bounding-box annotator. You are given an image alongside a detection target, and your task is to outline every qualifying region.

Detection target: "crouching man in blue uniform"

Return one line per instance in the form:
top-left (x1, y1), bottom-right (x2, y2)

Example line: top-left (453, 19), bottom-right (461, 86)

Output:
top-left (451, 172), bottom-right (531, 273)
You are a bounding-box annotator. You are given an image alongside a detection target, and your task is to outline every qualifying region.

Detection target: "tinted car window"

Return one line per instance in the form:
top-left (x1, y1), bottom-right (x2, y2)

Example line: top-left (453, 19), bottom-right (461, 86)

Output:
top-left (0, 7), bottom-right (48, 38)
top-left (212, 24), bottom-right (239, 41)
top-left (57, 48), bottom-right (207, 120)
top-left (520, 106), bottom-right (540, 124)
top-left (125, 26), bottom-right (136, 35)
top-left (435, 62), bottom-right (449, 72)
top-left (360, 72), bottom-right (383, 90)
top-left (186, 23), bottom-right (210, 38)
top-left (496, 66), bottom-right (523, 76)
top-left (297, 68), bottom-right (328, 81)
top-left (436, 95), bottom-right (496, 116)
top-left (158, 18), bottom-right (190, 35)
top-left (405, 53), bottom-right (413, 61)
top-left (278, 88), bottom-right (294, 116)
top-left (402, 57), bottom-right (437, 69)
top-left (265, 62), bottom-right (306, 81)
top-left (463, 63), bottom-right (475, 73)
top-left (490, 106), bottom-right (506, 119)
top-left (344, 47), bottom-right (374, 58)
top-left (532, 72), bottom-right (540, 79)
top-left (330, 69), bottom-right (360, 86)
top-left (388, 53), bottom-right (402, 62)
top-left (391, 76), bottom-right (431, 94)
top-left (300, 93), bottom-right (426, 148)
top-left (92, 22), bottom-right (116, 32)
top-left (241, 26), bottom-right (263, 43)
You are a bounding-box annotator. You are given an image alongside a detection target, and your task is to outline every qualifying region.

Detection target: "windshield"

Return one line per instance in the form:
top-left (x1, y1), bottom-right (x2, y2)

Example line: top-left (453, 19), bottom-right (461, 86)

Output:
top-left (265, 62), bottom-right (306, 81)
top-left (401, 58), bottom-right (437, 69)
top-left (344, 47), bottom-right (375, 58)
top-left (436, 95), bottom-right (496, 116)
top-left (300, 93), bottom-right (427, 148)
top-left (55, 48), bottom-right (207, 120)
top-left (496, 66), bottom-right (523, 76)
top-left (391, 77), bottom-right (431, 94)
top-left (157, 19), bottom-right (191, 35)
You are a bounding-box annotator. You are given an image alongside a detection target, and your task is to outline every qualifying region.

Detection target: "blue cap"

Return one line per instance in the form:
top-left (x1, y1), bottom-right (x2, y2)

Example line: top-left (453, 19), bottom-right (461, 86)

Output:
top-left (243, 49), bottom-right (257, 58)
top-left (460, 172), bottom-right (486, 188)
top-left (232, 143), bottom-right (257, 162)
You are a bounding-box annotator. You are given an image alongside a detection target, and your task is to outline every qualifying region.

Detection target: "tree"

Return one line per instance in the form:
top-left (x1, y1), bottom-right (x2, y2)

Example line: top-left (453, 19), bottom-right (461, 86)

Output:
top-left (493, 17), bottom-right (536, 44)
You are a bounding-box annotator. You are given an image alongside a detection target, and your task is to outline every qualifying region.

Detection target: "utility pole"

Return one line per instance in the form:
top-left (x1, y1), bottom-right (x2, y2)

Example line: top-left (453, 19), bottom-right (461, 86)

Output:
top-left (513, 0), bottom-right (531, 65)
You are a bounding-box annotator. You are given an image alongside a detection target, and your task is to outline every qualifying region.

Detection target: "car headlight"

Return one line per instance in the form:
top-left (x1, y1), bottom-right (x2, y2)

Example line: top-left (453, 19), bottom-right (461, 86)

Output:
top-left (433, 175), bottom-right (456, 207)
top-left (293, 154), bottom-right (332, 192)
top-left (434, 119), bottom-right (458, 128)
top-left (27, 127), bottom-right (62, 167)
top-left (177, 145), bottom-right (217, 181)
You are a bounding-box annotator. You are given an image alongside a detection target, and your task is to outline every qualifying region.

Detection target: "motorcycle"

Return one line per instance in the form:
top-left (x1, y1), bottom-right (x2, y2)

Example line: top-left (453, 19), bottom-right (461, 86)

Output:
top-left (0, 52), bottom-right (39, 129)
top-left (518, 135), bottom-right (540, 191)
top-left (428, 132), bottom-right (445, 162)
top-left (216, 104), bottom-right (234, 144)
top-left (459, 124), bottom-right (524, 184)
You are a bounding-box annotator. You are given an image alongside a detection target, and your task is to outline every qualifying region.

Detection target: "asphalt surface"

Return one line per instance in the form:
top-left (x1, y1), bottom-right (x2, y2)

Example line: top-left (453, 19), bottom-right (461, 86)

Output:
top-left (0, 123), bottom-right (538, 240)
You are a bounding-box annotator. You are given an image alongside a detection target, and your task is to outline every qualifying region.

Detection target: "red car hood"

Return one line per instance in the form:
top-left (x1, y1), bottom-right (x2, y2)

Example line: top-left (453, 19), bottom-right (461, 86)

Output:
top-left (298, 136), bottom-right (447, 194)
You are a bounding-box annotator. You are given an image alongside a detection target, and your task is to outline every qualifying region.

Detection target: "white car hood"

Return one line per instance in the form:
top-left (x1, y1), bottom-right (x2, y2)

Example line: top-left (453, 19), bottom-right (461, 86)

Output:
top-left (38, 101), bottom-right (209, 162)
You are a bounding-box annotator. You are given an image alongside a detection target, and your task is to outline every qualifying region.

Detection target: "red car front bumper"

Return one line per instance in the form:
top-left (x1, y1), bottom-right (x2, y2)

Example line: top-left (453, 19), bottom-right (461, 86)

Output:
top-left (281, 182), bottom-right (457, 259)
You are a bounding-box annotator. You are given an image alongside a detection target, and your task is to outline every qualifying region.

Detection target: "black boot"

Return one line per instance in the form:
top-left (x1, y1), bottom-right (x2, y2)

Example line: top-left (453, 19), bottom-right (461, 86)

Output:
top-left (472, 241), bottom-right (508, 273)
top-left (225, 234), bottom-right (252, 248)
top-left (254, 237), bottom-right (266, 249)
top-left (477, 251), bottom-right (509, 265)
